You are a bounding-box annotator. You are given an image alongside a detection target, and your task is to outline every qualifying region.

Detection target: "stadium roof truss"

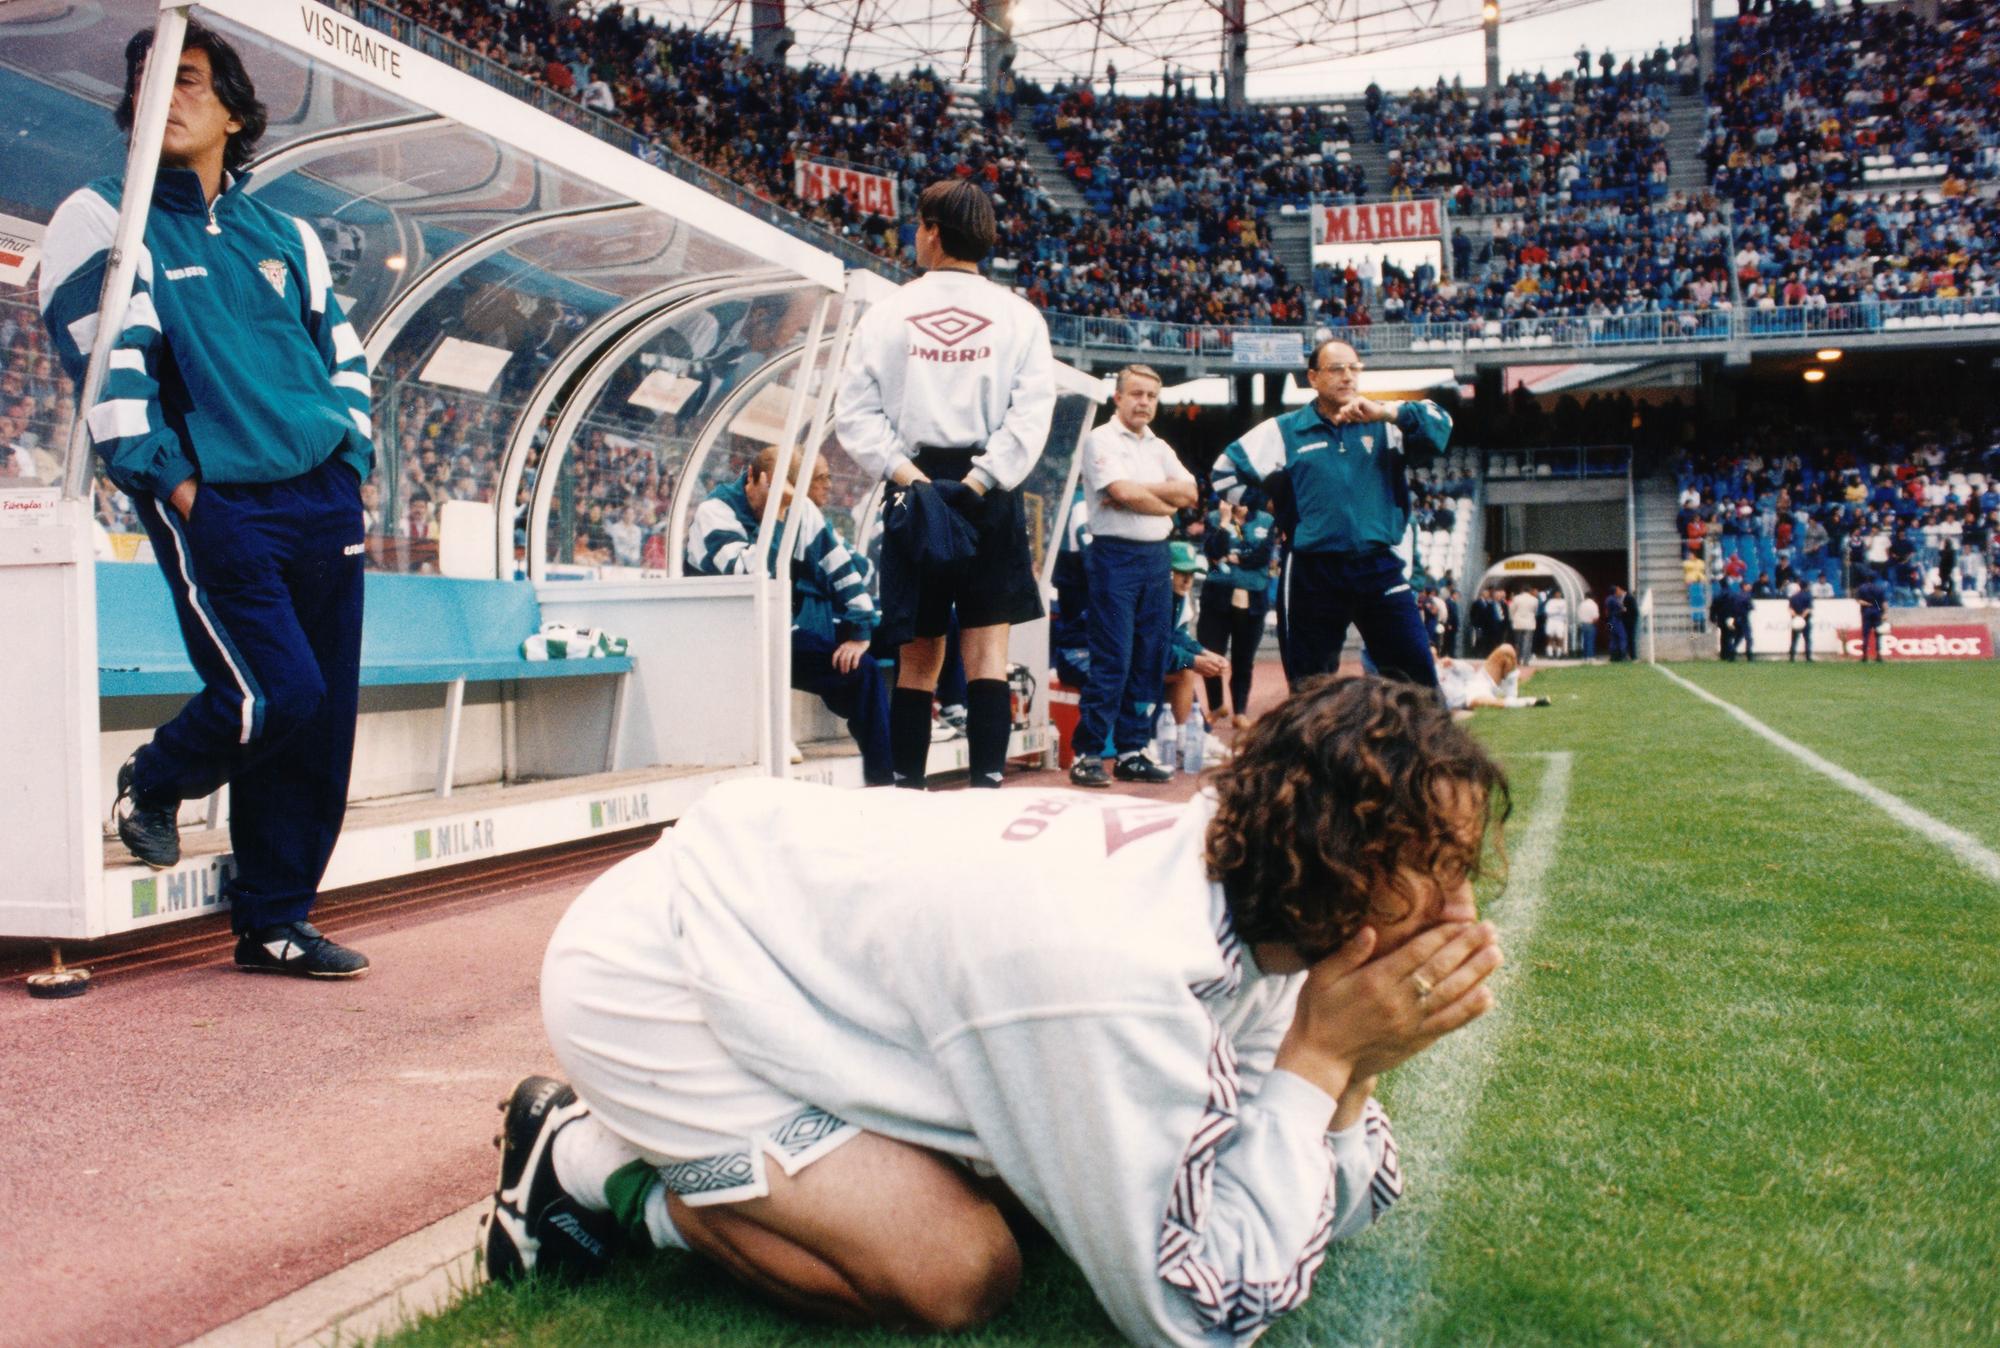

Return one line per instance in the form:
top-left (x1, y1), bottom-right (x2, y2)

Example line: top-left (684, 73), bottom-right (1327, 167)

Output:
top-left (629, 0), bottom-right (1608, 84)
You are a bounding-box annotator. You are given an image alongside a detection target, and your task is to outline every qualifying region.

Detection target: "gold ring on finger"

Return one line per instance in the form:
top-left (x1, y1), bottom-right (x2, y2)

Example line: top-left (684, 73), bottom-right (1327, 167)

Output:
top-left (1410, 973), bottom-right (1434, 1002)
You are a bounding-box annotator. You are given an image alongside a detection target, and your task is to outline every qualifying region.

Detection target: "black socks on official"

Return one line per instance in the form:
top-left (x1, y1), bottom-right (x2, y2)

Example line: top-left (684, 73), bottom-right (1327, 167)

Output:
top-left (965, 679), bottom-right (1011, 788)
top-left (890, 687), bottom-right (934, 788)
top-left (890, 680), bottom-right (1011, 788)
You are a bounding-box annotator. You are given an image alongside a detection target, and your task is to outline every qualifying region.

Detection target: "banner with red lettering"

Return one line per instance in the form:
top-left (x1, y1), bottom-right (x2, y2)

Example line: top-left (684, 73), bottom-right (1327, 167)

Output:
top-left (1311, 198), bottom-right (1445, 247)
top-left (795, 160), bottom-right (899, 218)
top-left (1834, 624), bottom-right (1993, 660)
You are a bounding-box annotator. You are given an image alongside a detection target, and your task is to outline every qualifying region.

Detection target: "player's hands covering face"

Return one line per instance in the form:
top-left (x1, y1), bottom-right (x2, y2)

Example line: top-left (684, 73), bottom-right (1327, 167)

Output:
top-left (1276, 920), bottom-right (1502, 1095)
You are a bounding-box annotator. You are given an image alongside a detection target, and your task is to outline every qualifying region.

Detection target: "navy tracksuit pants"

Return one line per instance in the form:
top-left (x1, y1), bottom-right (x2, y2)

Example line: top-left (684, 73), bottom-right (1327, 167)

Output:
top-left (1075, 538), bottom-right (1171, 758)
top-left (791, 630), bottom-right (894, 786)
top-left (129, 457), bottom-right (365, 933)
top-left (1278, 547), bottom-right (1440, 690)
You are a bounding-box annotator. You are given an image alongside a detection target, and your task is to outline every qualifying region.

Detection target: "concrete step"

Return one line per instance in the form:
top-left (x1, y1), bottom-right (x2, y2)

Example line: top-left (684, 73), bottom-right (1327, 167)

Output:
top-left (1021, 137), bottom-right (1090, 216)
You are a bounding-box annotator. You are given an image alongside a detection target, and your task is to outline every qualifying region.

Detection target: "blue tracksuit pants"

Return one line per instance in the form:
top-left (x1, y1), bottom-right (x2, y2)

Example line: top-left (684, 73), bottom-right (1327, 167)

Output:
top-left (791, 630), bottom-right (893, 786)
top-left (1278, 547), bottom-right (1440, 690)
top-left (128, 457), bottom-right (365, 933)
top-left (1075, 538), bottom-right (1171, 758)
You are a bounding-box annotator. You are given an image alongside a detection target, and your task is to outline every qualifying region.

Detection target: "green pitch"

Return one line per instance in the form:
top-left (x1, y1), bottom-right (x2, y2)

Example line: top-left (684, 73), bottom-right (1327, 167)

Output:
top-left (381, 661), bottom-right (2000, 1347)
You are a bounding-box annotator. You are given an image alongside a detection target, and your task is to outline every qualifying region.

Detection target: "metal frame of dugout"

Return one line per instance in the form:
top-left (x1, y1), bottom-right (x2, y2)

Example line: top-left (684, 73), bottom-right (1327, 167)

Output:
top-left (0, 0), bottom-right (1100, 939)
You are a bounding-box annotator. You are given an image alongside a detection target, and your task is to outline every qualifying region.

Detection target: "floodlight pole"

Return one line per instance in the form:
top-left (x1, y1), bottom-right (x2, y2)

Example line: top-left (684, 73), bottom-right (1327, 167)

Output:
top-left (1483, 4), bottom-right (1501, 94)
top-left (63, 3), bottom-right (191, 501)
top-left (1222, 0), bottom-right (1247, 110)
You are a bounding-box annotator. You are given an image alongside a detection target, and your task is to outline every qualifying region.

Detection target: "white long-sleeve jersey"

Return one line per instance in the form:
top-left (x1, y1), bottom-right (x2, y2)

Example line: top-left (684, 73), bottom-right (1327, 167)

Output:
top-left (834, 269), bottom-right (1056, 493)
top-left (646, 778), bottom-right (1403, 1346)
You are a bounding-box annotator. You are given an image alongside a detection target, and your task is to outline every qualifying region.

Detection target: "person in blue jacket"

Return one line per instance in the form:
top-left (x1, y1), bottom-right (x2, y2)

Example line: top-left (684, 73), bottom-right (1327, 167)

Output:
top-left (688, 446), bottom-right (891, 785)
top-left (1198, 500), bottom-right (1274, 726)
top-left (1210, 339), bottom-right (1452, 690)
top-left (41, 23), bottom-right (373, 978)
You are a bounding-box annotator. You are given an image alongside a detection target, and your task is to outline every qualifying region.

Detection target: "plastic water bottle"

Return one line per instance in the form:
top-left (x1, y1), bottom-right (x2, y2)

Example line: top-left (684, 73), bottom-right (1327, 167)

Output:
top-left (1153, 706), bottom-right (1179, 772)
top-left (1179, 716), bottom-right (1206, 773)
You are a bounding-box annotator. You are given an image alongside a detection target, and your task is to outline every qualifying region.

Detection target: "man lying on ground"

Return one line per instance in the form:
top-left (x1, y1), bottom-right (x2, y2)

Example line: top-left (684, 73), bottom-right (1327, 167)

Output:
top-left (485, 676), bottom-right (1508, 1345)
top-left (1437, 644), bottom-right (1551, 713)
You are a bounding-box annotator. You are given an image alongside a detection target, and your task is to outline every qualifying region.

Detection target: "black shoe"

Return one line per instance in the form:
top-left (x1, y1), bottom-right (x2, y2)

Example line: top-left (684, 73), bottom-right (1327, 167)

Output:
top-left (1069, 757), bottom-right (1111, 788)
top-left (1532, 696), bottom-right (1552, 707)
top-left (485, 1076), bottom-right (624, 1286)
top-left (1113, 754), bottom-right (1174, 784)
top-left (233, 921), bottom-right (370, 979)
top-left (113, 753), bottom-right (180, 869)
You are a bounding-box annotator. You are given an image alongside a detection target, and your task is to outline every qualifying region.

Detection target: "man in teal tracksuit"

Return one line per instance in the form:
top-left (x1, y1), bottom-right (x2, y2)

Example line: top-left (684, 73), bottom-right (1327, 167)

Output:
top-left (41, 23), bottom-right (373, 977)
top-left (1210, 339), bottom-right (1452, 690)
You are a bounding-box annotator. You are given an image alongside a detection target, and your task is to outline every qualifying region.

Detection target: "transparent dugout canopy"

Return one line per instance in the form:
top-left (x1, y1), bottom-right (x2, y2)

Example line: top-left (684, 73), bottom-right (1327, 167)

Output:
top-left (0, 0), bottom-right (840, 572)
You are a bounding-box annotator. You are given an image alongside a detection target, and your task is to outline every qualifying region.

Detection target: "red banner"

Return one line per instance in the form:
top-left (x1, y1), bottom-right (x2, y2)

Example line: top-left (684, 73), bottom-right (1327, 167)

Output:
top-left (1835, 624), bottom-right (1993, 660)
top-left (1312, 198), bottom-right (1444, 247)
top-left (795, 160), bottom-right (899, 218)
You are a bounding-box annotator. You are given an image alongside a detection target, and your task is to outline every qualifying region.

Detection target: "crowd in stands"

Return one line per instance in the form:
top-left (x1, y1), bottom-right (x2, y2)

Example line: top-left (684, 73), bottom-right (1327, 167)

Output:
top-left (375, 0), bottom-right (1053, 267)
top-left (1023, 89), bottom-right (1359, 325)
top-left (1330, 193), bottom-right (1736, 329)
top-left (1673, 415), bottom-right (2000, 606)
top-left (1368, 57), bottom-right (1682, 216)
top-left (1704, 0), bottom-right (1998, 198)
top-left (1706, 1), bottom-right (2000, 312)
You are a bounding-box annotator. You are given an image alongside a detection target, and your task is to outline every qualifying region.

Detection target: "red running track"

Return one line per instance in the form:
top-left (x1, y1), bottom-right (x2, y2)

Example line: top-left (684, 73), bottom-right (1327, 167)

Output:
top-left (0, 658), bottom-right (1302, 1347)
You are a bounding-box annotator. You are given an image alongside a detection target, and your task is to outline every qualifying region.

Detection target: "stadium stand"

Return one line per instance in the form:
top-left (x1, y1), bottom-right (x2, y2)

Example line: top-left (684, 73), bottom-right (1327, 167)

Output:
top-left (1703, 0), bottom-right (1999, 196)
top-left (1371, 66), bottom-right (1675, 217)
top-left (1672, 416), bottom-right (2000, 605)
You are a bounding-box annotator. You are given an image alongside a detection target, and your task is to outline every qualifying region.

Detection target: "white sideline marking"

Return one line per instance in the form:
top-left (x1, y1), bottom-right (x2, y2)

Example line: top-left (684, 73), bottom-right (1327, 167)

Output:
top-left (1322, 751), bottom-right (1573, 1345)
top-left (1654, 665), bottom-right (2000, 887)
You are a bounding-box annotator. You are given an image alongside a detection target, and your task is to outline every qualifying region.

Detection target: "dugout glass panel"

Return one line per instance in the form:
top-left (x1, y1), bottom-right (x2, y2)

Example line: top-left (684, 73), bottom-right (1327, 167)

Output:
top-left (8, 0), bottom-right (826, 573)
top-left (543, 289), bottom-right (829, 576)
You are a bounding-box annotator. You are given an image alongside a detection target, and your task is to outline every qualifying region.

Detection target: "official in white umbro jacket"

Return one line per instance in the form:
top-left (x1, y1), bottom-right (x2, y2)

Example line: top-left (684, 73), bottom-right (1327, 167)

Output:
top-left (835, 264), bottom-right (1055, 493)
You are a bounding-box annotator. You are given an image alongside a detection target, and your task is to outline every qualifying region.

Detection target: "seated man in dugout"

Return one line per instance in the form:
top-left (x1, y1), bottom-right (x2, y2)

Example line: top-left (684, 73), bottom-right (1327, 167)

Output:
top-left (484, 677), bottom-right (1508, 1345)
top-left (686, 444), bottom-right (891, 785)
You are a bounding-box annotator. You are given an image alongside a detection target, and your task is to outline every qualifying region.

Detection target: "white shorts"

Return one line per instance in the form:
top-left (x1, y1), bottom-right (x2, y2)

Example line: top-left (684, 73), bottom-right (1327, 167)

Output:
top-left (540, 846), bottom-right (861, 1206)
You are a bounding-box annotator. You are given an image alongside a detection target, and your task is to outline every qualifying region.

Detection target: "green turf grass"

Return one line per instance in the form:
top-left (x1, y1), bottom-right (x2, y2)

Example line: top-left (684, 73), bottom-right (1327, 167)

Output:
top-left (378, 662), bottom-right (2000, 1346)
top-left (1670, 660), bottom-right (2000, 854)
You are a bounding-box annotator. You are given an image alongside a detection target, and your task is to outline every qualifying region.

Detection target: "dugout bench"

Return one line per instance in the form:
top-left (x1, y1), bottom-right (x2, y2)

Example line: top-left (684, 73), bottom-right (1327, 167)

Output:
top-left (97, 562), bottom-right (634, 813)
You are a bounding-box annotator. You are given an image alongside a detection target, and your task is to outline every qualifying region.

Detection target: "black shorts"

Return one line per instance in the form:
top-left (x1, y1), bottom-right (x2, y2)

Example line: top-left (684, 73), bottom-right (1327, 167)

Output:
top-left (877, 448), bottom-right (1045, 645)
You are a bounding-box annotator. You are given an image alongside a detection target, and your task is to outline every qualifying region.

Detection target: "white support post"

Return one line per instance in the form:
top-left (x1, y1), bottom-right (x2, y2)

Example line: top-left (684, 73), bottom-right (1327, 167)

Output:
top-left (604, 671), bottom-right (629, 773)
top-left (436, 675), bottom-right (466, 797)
top-left (771, 297), bottom-right (862, 779)
top-left (63, 5), bottom-right (190, 500)
top-left (753, 292), bottom-right (832, 778)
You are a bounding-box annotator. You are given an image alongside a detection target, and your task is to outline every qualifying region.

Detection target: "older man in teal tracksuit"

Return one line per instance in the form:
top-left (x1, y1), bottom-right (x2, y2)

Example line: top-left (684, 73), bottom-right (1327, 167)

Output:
top-left (42, 22), bottom-right (373, 977)
top-left (1210, 339), bottom-right (1451, 691)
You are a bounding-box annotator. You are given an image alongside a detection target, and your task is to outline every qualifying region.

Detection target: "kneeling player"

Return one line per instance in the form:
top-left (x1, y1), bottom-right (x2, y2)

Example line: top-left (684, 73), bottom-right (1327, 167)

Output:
top-left (486, 677), bottom-right (1508, 1344)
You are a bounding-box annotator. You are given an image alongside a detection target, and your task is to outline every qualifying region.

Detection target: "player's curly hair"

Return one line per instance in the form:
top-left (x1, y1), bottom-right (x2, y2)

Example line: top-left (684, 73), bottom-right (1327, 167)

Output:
top-left (1206, 676), bottom-right (1509, 960)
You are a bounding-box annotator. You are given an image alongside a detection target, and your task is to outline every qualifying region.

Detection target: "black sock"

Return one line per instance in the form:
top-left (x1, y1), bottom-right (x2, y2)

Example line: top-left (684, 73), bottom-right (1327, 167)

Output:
top-left (965, 679), bottom-right (1012, 788)
top-left (890, 687), bottom-right (934, 788)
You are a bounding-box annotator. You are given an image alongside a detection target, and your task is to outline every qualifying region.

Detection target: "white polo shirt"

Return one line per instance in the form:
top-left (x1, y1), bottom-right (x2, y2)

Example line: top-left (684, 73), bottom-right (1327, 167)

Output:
top-left (1082, 416), bottom-right (1193, 542)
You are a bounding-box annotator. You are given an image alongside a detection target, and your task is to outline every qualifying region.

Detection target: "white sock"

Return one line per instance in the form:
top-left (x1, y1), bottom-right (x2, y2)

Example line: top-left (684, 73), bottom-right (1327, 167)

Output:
top-left (551, 1112), bottom-right (638, 1212)
top-left (644, 1182), bottom-right (690, 1251)
top-left (1502, 696), bottom-right (1537, 709)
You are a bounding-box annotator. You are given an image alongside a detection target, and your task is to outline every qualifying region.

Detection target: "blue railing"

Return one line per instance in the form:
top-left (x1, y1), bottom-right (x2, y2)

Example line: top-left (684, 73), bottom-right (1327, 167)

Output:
top-left (1045, 295), bottom-right (2000, 363)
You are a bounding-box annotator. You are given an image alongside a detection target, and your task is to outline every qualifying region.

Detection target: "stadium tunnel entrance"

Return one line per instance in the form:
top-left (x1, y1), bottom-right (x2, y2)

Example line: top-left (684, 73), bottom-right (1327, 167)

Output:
top-left (1478, 553), bottom-right (1588, 630)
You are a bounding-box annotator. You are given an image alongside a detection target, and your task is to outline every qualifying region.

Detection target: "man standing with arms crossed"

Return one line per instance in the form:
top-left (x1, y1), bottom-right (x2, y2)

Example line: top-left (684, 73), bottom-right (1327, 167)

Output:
top-left (1211, 339), bottom-right (1452, 690)
top-left (41, 23), bottom-right (373, 977)
top-left (1068, 364), bottom-right (1195, 788)
top-left (836, 181), bottom-right (1055, 788)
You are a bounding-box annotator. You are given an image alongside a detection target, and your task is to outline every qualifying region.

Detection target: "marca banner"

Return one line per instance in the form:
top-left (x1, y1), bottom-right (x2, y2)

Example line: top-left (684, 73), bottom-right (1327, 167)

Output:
top-left (1835, 623), bottom-right (1992, 660)
top-left (1312, 198), bottom-right (1445, 247)
top-left (796, 160), bottom-right (899, 218)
